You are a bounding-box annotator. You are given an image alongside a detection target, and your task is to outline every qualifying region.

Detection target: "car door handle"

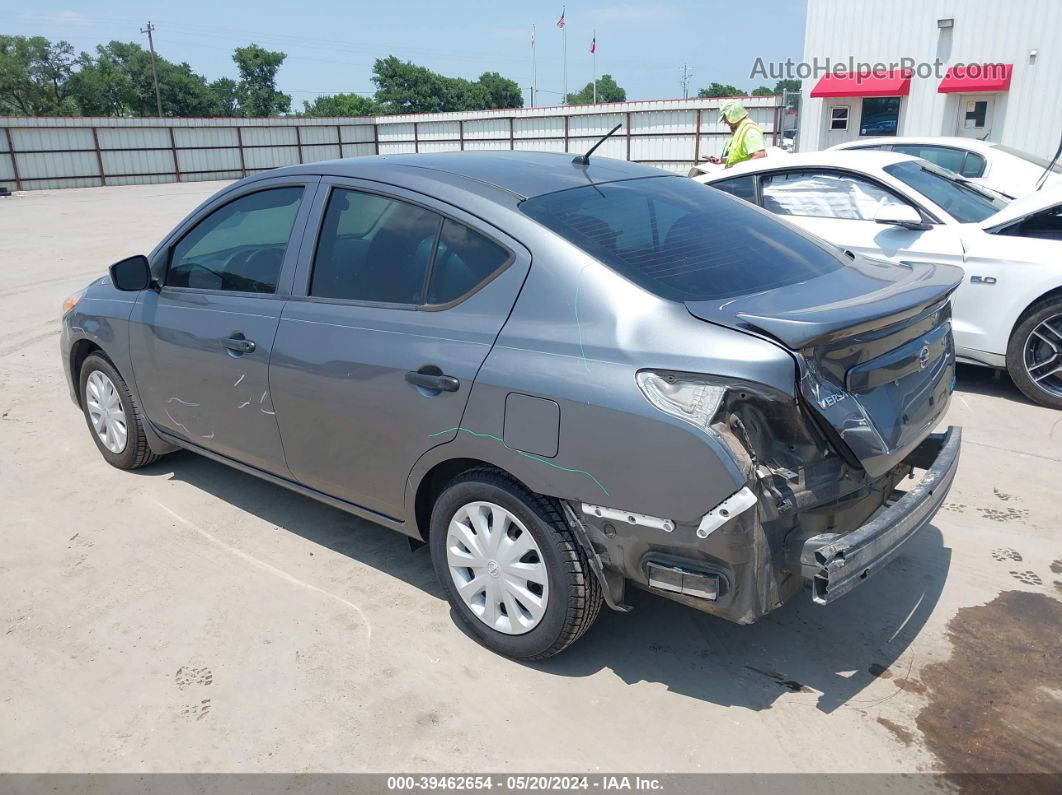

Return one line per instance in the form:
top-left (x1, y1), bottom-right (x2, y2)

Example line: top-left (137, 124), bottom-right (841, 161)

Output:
top-left (223, 337), bottom-right (256, 354)
top-left (405, 369), bottom-right (460, 392)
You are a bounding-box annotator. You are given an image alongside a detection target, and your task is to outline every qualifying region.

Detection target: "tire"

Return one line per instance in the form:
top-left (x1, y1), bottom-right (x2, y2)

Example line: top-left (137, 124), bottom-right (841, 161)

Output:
top-left (79, 352), bottom-right (161, 469)
top-left (1006, 297), bottom-right (1062, 410)
top-left (429, 468), bottom-right (602, 660)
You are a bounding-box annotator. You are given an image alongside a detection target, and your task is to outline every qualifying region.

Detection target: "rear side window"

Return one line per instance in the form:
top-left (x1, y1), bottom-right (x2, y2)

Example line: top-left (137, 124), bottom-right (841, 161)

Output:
top-left (892, 144), bottom-right (965, 173)
top-left (426, 219), bottom-right (512, 305)
top-left (710, 175), bottom-right (756, 203)
top-left (520, 176), bottom-right (845, 302)
top-left (167, 187), bottom-right (303, 293)
top-left (960, 152), bottom-right (986, 178)
top-left (311, 189), bottom-right (441, 304)
top-left (760, 170), bottom-right (912, 220)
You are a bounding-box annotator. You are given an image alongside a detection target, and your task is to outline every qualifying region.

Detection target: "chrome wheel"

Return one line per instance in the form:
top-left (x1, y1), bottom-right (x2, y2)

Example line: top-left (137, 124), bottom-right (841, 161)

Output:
top-left (445, 501), bottom-right (549, 635)
top-left (1024, 312), bottom-right (1062, 399)
top-left (85, 370), bottom-right (128, 453)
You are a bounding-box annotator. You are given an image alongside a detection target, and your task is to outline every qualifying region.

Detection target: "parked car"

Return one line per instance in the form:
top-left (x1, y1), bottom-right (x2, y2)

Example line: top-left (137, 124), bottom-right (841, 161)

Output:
top-left (694, 151), bottom-right (1062, 409)
top-left (62, 152), bottom-right (962, 659)
top-left (828, 136), bottom-right (1062, 198)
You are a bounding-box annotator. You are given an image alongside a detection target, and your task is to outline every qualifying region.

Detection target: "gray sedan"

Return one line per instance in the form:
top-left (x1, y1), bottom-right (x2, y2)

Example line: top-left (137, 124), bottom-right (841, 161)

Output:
top-left (61, 152), bottom-right (961, 659)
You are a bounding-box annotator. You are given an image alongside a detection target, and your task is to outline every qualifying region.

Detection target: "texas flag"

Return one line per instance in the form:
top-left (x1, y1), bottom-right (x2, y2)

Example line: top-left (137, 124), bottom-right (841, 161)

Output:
top-left (589, 36), bottom-right (596, 54)
top-left (557, 8), bottom-right (566, 28)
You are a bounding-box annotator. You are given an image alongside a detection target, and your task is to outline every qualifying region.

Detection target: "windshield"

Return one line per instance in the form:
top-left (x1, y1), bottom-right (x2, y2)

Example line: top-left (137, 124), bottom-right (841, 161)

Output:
top-left (992, 144), bottom-right (1062, 174)
top-left (520, 176), bottom-right (845, 302)
top-left (883, 161), bottom-right (1008, 223)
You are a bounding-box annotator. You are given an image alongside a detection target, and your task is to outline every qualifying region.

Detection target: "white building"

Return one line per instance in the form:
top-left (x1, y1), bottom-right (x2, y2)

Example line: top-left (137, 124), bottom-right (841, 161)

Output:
top-left (798, 0), bottom-right (1062, 157)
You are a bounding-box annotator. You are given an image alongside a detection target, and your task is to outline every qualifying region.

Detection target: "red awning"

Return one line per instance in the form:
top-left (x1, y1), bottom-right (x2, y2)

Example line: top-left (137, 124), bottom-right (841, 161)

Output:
top-left (938, 63), bottom-right (1012, 93)
top-left (810, 70), bottom-right (912, 98)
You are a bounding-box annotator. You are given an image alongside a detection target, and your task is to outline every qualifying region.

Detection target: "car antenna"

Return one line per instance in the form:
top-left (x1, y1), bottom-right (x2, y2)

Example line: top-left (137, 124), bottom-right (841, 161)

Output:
top-left (1034, 112), bottom-right (1062, 191)
top-left (572, 123), bottom-right (623, 167)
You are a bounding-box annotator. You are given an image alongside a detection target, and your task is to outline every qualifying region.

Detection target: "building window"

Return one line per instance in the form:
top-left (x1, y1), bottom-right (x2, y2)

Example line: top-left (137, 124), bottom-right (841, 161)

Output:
top-left (964, 100), bottom-right (988, 129)
top-left (830, 106), bottom-right (849, 131)
top-left (860, 97), bottom-right (901, 136)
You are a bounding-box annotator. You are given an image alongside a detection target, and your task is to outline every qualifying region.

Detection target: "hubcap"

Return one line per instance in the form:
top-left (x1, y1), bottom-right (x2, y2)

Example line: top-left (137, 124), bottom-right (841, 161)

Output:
top-left (85, 370), bottom-right (128, 454)
top-left (1024, 313), bottom-right (1062, 399)
top-left (445, 501), bottom-right (549, 635)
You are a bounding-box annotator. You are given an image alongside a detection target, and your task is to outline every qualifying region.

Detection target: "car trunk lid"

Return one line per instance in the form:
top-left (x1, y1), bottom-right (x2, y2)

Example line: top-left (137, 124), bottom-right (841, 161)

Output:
top-left (685, 256), bottom-right (962, 477)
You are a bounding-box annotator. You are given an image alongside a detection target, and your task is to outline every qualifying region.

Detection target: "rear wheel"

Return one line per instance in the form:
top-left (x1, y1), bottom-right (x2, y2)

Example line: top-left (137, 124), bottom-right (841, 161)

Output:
top-left (1006, 298), bottom-right (1062, 410)
top-left (429, 468), bottom-right (602, 660)
top-left (79, 353), bottom-right (160, 469)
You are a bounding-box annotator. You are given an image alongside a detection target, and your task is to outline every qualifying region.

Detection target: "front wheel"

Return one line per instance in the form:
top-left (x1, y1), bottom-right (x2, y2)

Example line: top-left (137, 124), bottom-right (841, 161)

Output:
top-left (1006, 298), bottom-right (1062, 410)
top-left (429, 469), bottom-right (602, 660)
top-left (79, 353), bottom-right (161, 469)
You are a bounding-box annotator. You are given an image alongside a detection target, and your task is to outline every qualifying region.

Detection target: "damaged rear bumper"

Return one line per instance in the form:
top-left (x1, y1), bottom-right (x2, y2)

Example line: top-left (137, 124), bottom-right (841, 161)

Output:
top-left (798, 427), bottom-right (961, 605)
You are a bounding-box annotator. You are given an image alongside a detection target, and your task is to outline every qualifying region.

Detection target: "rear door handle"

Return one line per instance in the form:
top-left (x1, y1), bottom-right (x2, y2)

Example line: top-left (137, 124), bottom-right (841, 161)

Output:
top-left (223, 337), bottom-right (256, 354)
top-left (405, 369), bottom-right (460, 393)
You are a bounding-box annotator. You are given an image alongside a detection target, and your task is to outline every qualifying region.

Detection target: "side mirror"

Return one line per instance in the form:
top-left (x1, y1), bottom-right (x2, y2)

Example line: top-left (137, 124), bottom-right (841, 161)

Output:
top-left (873, 203), bottom-right (929, 231)
top-left (109, 255), bottom-right (153, 291)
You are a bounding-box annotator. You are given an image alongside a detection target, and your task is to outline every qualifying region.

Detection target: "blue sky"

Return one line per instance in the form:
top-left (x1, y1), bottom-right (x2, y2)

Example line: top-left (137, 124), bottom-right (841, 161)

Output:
top-left (10, 1), bottom-right (807, 107)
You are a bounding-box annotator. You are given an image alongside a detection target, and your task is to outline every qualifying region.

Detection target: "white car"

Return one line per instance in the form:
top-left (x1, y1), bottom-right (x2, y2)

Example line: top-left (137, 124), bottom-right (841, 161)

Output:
top-left (827, 136), bottom-right (1061, 199)
top-left (693, 151), bottom-right (1062, 409)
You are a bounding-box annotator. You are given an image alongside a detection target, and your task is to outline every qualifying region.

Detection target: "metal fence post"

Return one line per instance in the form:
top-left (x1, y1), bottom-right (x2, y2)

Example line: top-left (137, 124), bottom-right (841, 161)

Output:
top-left (90, 126), bottom-right (105, 187)
top-left (236, 126), bottom-right (247, 177)
top-left (169, 126), bottom-right (181, 182)
top-left (2, 128), bottom-right (22, 192)
top-left (295, 125), bottom-right (304, 163)
top-left (694, 108), bottom-right (702, 164)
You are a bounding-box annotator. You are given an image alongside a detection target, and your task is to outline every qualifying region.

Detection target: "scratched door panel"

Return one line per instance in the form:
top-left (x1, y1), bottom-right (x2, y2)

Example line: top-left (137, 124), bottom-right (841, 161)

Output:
top-left (128, 289), bottom-right (290, 476)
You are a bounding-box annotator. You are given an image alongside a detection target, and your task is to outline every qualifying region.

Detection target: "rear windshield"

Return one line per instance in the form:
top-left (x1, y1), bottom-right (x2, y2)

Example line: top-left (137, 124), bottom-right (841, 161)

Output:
top-left (519, 176), bottom-right (845, 301)
top-left (883, 160), bottom-right (1007, 223)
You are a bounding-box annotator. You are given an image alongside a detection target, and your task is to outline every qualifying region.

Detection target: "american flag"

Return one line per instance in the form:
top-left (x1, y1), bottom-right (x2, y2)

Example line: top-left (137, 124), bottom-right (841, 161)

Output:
top-left (557, 8), bottom-right (566, 28)
top-left (589, 36), bottom-right (596, 54)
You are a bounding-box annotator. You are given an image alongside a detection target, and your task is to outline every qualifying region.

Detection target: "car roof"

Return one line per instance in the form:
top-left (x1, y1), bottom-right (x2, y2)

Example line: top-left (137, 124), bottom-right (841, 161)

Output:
top-left (830, 136), bottom-right (997, 153)
top-left (698, 150), bottom-right (918, 180)
top-left (266, 151), bottom-right (668, 200)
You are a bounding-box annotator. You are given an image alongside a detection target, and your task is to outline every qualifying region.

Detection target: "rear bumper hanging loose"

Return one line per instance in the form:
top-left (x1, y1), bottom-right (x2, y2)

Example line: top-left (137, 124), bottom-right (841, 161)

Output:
top-left (798, 426), bottom-right (961, 605)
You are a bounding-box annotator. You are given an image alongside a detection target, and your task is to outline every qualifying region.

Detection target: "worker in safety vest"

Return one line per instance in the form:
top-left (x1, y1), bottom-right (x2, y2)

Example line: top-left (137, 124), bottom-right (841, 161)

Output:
top-left (705, 100), bottom-right (767, 168)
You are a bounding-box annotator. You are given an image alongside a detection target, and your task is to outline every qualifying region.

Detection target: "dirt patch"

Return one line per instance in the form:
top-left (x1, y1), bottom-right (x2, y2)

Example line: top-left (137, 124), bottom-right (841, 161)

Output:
top-left (894, 677), bottom-right (927, 695)
top-left (1050, 559), bottom-right (1062, 575)
top-left (916, 591), bottom-right (1062, 775)
top-left (878, 717), bottom-right (914, 746)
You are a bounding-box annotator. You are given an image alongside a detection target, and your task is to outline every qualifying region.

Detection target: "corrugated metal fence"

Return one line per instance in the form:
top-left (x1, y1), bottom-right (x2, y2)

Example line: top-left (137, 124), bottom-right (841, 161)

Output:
top-left (0, 96), bottom-right (782, 192)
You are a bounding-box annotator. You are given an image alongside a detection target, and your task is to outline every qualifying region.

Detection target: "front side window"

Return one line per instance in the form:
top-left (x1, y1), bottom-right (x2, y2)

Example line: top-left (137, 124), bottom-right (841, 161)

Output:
top-left (891, 144), bottom-right (966, 174)
top-left (167, 187), bottom-right (303, 293)
top-left (860, 97), bottom-right (900, 136)
top-left (311, 189), bottom-right (441, 304)
top-left (883, 160), bottom-right (1007, 223)
top-left (710, 175), bottom-right (756, 203)
top-left (520, 176), bottom-right (845, 302)
top-left (998, 205), bottom-right (1062, 241)
top-left (760, 170), bottom-right (911, 221)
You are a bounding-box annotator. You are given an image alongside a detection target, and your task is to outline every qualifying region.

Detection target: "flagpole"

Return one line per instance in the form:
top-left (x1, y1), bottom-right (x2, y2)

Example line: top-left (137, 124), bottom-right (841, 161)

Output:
top-left (531, 25), bottom-right (537, 107)
top-left (593, 29), bottom-right (597, 103)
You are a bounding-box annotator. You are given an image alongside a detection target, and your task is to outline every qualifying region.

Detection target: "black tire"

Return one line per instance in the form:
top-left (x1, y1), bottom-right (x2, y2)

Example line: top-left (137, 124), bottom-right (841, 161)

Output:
top-left (429, 468), bottom-right (602, 660)
top-left (79, 352), bottom-right (161, 469)
top-left (1006, 297), bottom-right (1062, 410)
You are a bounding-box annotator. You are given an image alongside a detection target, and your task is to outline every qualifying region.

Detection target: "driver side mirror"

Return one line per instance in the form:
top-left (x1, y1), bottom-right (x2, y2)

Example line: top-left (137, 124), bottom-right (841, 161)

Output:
top-left (873, 203), bottom-right (930, 231)
top-left (109, 255), bottom-right (153, 291)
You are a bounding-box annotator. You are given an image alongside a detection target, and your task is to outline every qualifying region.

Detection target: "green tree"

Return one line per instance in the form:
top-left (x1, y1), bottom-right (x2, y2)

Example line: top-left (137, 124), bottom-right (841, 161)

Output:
top-left (0, 35), bottom-right (79, 115)
top-left (697, 82), bottom-right (741, 98)
top-left (477, 71), bottom-right (522, 108)
top-left (751, 85), bottom-right (775, 96)
top-left (565, 73), bottom-right (625, 105)
top-left (207, 77), bottom-right (239, 116)
top-left (71, 41), bottom-right (217, 117)
top-left (233, 44), bottom-right (291, 117)
top-left (302, 92), bottom-right (379, 116)
top-left (774, 79), bottom-right (800, 93)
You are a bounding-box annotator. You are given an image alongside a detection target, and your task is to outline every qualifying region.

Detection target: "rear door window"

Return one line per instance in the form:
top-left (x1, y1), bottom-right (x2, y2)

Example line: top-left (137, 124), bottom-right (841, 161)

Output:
top-left (167, 187), bottom-right (303, 293)
top-left (311, 188), bottom-right (441, 304)
top-left (426, 219), bottom-right (512, 305)
top-left (520, 176), bottom-right (845, 302)
top-left (760, 170), bottom-right (913, 220)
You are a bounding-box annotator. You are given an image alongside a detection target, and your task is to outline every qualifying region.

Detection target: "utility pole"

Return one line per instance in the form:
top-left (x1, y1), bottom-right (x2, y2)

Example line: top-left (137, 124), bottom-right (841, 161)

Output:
top-left (140, 21), bottom-right (163, 117)
top-left (680, 63), bottom-right (693, 100)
